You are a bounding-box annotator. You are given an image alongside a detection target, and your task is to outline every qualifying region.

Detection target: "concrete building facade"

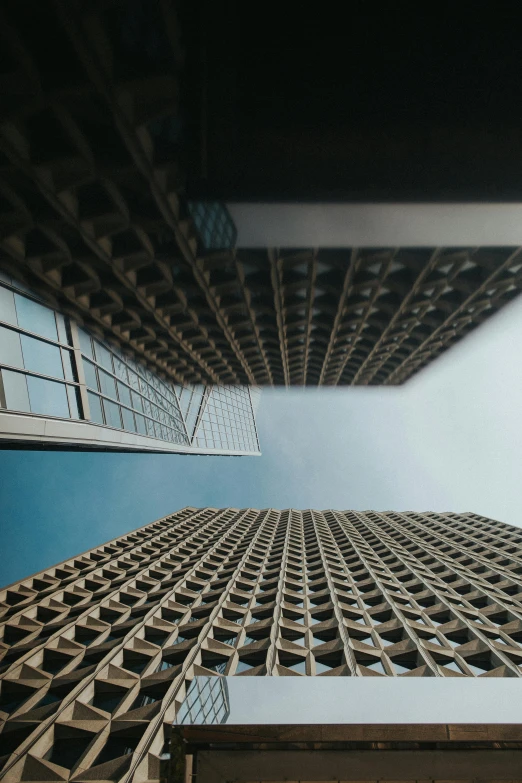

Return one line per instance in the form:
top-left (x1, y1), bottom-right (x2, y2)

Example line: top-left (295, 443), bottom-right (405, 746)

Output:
top-left (2, 508), bottom-right (522, 781)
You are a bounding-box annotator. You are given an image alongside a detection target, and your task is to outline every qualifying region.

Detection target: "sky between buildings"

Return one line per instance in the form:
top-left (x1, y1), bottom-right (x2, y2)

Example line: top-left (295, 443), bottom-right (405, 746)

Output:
top-left (1, 295), bottom-right (522, 587)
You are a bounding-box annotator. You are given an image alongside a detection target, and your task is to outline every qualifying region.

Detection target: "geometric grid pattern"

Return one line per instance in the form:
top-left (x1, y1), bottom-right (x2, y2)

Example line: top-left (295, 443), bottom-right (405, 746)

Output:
top-left (0, 272), bottom-right (82, 421)
top-left (77, 327), bottom-right (188, 445)
top-left (0, 4), bottom-right (521, 387)
top-left (175, 677), bottom-right (230, 725)
top-left (186, 203), bottom-right (237, 252)
top-left (2, 508), bottom-right (522, 781)
top-left (234, 250), bottom-right (522, 386)
top-left (175, 386), bottom-right (206, 439)
top-left (193, 387), bottom-right (260, 453)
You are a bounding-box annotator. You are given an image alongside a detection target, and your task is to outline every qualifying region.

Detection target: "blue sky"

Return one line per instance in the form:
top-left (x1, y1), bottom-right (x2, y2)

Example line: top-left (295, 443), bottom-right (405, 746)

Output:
top-left (1, 295), bottom-right (522, 588)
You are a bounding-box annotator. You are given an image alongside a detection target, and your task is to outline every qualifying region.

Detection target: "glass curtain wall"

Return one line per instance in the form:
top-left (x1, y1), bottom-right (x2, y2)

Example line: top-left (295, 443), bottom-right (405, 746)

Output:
top-left (0, 274), bottom-right (260, 453)
top-left (77, 328), bottom-right (188, 446)
top-left (0, 272), bottom-right (82, 420)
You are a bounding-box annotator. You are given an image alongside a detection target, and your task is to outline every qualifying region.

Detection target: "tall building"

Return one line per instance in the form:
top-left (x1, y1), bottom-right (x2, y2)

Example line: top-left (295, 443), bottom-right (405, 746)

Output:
top-left (0, 273), bottom-right (260, 454)
top-left (2, 508), bottom-right (522, 781)
top-left (1, 2), bottom-right (522, 389)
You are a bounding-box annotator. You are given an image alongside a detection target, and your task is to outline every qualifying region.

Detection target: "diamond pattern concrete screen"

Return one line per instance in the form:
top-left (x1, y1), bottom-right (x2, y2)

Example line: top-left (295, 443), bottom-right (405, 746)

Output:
top-left (2, 508), bottom-right (522, 780)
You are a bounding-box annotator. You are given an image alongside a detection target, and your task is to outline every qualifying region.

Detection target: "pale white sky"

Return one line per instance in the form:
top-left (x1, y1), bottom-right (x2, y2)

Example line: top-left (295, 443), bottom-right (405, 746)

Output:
top-left (254, 293), bottom-right (522, 527)
top-left (224, 677), bottom-right (522, 723)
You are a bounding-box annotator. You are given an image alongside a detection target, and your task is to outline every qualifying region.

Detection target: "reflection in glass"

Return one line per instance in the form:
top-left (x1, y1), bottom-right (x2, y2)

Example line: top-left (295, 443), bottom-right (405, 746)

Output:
top-left (26, 376), bottom-right (70, 418)
top-left (2, 370), bottom-right (30, 412)
top-left (14, 294), bottom-right (57, 341)
top-left (114, 358), bottom-right (128, 383)
top-left (128, 371), bottom-right (140, 391)
top-left (21, 335), bottom-right (64, 378)
top-left (0, 327), bottom-right (23, 368)
top-left (176, 677), bottom-right (230, 725)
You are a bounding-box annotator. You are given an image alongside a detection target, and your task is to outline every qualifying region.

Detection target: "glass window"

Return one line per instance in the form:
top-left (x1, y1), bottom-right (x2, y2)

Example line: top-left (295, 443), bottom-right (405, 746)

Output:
top-left (67, 386), bottom-right (81, 419)
top-left (114, 359), bottom-right (128, 383)
top-left (55, 313), bottom-right (69, 345)
top-left (131, 391), bottom-right (143, 412)
top-left (21, 335), bottom-right (64, 378)
top-left (135, 414), bottom-right (147, 435)
top-left (78, 329), bottom-right (93, 359)
top-left (104, 399), bottom-right (122, 429)
top-left (121, 407), bottom-right (135, 431)
top-left (2, 369), bottom-right (30, 411)
top-left (128, 371), bottom-right (140, 391)
top-left (93, 342), bottom-right (113, 373)
top-left (83, 360), bottom-right (99, 390)
top-left (26, 376), bottom-right (70, 418)
top-left (14, 294), bottom-right (57, 341)
top-left (87, 392), bottom-right (104, 424)
top-left (146, 417), bottom-right (157, 437)
top-left (98, 370), bottom-right (117, 399)
top-left (0, 326), bottom-right (23, 368)
top-left (61, 350), bottom-right (76, 381)
top-left (117, 382), bottom-right (131, 407)
top-left (0, 286), bottom-right (17, 326)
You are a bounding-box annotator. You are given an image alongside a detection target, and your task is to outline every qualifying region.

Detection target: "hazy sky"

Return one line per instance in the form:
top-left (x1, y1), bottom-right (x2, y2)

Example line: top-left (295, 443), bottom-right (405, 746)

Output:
top-left (1, 295), bottom-right (522, 587)
top-left (224, 677), bottom-right (522, 723)
top-left (229, 203), bottom-right (522, 247)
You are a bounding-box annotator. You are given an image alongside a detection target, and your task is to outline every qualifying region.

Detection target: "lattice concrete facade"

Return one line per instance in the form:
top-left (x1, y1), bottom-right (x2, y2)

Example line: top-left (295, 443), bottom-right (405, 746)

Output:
top-left (2, 508), bottom-right (522, 781)
top-left (1, 2), bottom-right (522, 387)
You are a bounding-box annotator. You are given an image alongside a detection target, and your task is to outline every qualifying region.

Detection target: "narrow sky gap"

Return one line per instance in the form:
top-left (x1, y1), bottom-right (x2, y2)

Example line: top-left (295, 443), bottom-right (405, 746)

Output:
top-left (1, 295), bottom-right (522, 587)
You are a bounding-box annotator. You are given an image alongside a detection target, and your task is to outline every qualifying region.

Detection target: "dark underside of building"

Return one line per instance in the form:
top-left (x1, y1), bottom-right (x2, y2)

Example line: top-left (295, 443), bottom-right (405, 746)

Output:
top-left (167, 724), bottom-right (522, 783)
top-left (1, 0), bottom-right (522, 391)
top-left (180, 1), bottom-right (522, 202)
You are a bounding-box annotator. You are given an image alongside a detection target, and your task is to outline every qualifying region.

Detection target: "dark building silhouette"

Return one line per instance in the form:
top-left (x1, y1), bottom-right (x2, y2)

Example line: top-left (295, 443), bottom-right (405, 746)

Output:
top-left (0, 1), bottom-right (521, 389)
top-left (182, 2), bottom-right (522, 203)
